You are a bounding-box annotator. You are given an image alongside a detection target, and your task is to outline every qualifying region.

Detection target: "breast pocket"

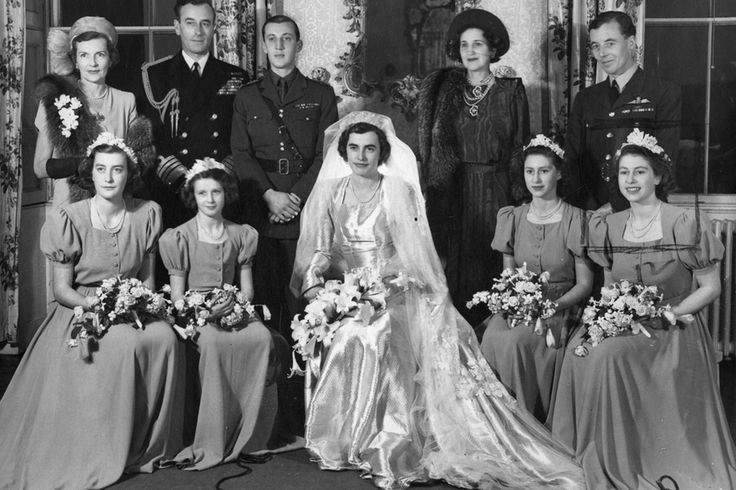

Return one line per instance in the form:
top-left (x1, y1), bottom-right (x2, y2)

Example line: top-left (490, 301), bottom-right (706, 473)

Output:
top-left (246, 111), bottom-right (275, 143)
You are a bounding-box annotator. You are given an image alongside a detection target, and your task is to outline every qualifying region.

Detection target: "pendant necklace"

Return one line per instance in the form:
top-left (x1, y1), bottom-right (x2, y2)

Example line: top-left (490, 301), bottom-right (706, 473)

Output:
top-left (349, 176), bottom-right (382, 204)
top-left (464, 72), bottom-right (494, 117)
top-left (197, 215), bottom-right (226, 242)
top-left (93, 198), bottom-right (126, 234)
top-left (530, 199), bottom-right (563, 222)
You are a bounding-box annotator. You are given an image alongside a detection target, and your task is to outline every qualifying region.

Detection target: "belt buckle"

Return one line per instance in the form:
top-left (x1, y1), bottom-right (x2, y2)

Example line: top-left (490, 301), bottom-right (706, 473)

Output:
top-left (278, 158), bottom-right (290, 175)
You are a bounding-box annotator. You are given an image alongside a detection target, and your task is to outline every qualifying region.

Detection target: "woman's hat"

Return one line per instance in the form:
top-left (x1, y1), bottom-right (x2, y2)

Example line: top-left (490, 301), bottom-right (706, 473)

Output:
top-left (447, 9), bottom-right (509, 58)
top-left (69, 16), bottom-right (118, 47)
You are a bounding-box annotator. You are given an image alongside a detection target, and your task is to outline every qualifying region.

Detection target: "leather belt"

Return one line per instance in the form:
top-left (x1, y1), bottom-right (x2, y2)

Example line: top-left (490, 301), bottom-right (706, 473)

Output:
top-left (258, 158), bottom-right (311, 175)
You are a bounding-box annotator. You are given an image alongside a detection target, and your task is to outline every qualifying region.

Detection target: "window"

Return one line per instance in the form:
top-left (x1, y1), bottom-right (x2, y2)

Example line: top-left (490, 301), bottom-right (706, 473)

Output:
top-left (51, 0), bottom-right (181, 94)
top-left (645, 1), bottom-right (736, 194)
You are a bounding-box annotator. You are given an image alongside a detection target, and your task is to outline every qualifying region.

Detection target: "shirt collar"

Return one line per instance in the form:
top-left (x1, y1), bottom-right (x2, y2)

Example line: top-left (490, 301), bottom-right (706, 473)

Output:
top-left (182, 51), bottom-right (210, 72)
top-left (269, 68), bottom-right (298, 87)
top-left (610, 63), bottom-right (638, 92)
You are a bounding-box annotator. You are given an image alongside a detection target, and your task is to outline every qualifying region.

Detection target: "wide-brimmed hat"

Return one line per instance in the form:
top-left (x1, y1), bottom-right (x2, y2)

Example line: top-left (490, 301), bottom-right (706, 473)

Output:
top-left (447, 9), bottom-right (509, 58)
top-left (69, 16), bottom-right (117, 47)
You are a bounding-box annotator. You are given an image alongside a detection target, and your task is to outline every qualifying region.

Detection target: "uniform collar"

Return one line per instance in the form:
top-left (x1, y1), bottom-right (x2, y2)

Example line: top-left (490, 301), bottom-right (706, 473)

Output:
top-left (181, 51), bottom-right (210, 73)
top-left (609, 63), bottom-right (638, 92)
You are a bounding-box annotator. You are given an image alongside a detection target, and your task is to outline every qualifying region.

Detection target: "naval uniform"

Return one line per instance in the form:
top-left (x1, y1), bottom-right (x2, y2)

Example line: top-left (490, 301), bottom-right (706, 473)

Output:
top-left (231, 68), bottom-right (338, 439)
top-left (137, 52), bottom-right (248, 228)
top-left (566, 68), bottom-right (681, 210)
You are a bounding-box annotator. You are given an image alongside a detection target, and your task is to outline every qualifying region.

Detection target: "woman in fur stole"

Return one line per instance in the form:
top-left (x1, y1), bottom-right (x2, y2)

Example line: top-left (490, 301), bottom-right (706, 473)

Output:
top-left (417, 9), bottom-right (529, 326)
top-left (34, 16), bottom-right (152, 207)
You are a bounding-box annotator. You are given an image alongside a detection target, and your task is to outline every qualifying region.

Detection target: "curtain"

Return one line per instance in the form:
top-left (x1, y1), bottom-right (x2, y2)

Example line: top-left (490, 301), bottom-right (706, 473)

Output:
top-left (0, 0), bottom-right (25, 344)
top-left (213, 0), bottom-right (272, 79)
top-left (546, 0), bottom-right (645, 137)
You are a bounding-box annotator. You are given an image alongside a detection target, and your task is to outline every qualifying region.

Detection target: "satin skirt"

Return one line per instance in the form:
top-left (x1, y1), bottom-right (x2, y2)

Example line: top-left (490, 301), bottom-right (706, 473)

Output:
top-left (305, 288), bottom-right (585, 489)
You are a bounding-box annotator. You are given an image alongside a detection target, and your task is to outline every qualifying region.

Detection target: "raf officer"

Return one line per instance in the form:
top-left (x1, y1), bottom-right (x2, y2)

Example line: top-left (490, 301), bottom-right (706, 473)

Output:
top-left (566, 11), bottom-right (681, 211)
top-left (231, 14), bottom-right (338, 441)
top-left (138, 0), bottom-right (248, 228)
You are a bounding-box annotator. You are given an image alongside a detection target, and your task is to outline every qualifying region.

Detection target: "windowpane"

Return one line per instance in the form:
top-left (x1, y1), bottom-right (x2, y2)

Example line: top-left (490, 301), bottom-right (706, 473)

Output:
top-left (106, 34), bottom-right (146, 94)
top-left (59, 0), bottom-right (145, 27)
top-left (153, 33), bottom-right (182, 60)
top-left (708, 24), bottom-right (736, 193)
top-left (154, 0), bottom-right (179, 26)
top-left (644, 25), bottom-right (709, 193)
top-left (646, 1), bottom-right (710, 19)
top-left (715, 0), bottom-right (736, 17)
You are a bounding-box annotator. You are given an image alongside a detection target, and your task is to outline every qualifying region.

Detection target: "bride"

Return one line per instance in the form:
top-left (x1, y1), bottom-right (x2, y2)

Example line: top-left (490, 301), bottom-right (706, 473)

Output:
top-left (291, 111), bottom-right (584, 489)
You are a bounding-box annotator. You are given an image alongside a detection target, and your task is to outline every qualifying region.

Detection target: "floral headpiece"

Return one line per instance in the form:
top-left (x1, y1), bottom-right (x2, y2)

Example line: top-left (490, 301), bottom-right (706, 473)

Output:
top-left (185, 158), bottom-right (227, 184)
top-left (86, 132), bottom-right (138, 164)
top-left (523, 134), bottom-right (565, 159)
top-left (618, 128), bottom-right (671, 162)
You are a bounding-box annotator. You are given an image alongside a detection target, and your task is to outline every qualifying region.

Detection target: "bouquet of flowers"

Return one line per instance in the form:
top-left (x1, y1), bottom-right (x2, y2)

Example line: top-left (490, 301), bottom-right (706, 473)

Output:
top-left (290, 266), bottom-right (413, 376)
top-left (172, 283), bottom-right (256, 339)
top-left (70, 276), bottom-right (173, 357)
top-left (467, 263), bottom-right (557, 340)
top-left (573, 280), bottom-right (676, 357)
top-left (54, 94), bottom-right (82, 138)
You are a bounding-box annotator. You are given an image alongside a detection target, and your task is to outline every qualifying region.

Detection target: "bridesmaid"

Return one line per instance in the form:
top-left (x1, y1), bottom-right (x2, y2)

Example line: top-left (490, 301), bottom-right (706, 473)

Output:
top-left (480, 135), bottom-right (593, 422)
top-left (0, 133), bottom-right (182, 489)
top-left (159, 159), bottom-right (276, 469)
top-left (551, 130), bottom-right (736, 488)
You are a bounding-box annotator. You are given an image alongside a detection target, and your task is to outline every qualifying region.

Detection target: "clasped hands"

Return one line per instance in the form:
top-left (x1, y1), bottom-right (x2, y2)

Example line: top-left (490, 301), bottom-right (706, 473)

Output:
top-left (264, 189), bottom-right (301, 224)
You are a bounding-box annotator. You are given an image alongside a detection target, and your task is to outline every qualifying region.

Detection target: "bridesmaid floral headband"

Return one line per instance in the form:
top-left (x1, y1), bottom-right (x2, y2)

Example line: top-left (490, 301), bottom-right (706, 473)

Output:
top-left (86, 132), bottom-right (138, 164)
top-left (523, 134), bottom-right (565, 159)
top-left (185, 158), bottom-right (227, 184)
top-left (618, 128), bottom-right (671, 162)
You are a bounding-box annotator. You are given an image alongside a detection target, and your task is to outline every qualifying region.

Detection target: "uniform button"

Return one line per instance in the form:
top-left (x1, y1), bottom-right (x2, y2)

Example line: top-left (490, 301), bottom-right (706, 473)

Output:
top-left (210, 113), bottom-right (218, 120)
top-left (606, 132), bottom-right (613, 138)
top-left (212, 131), bottom-right (219, 137)
top-left (608, 112), bottom-right (615, 117)
top-left (181, 132), bottom-right (188, 138)
top-left (181, 149), bottom-right (189, 155)
top-left (305, 116), bottom-right (310, 121)
top-left (605, 154), bottom-right (611, 160)
top-left (213, 149), bottom-right (219, 155)
top-left (278, 109), bottom-right (284, 114)
top-left (605, 176), bottom-right (611, 182)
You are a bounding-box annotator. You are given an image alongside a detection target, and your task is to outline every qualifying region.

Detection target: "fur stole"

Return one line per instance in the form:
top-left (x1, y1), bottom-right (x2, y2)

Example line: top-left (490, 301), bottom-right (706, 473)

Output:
top-left (417, 68), bottom-right (466, 190)
top-left (35, 74), bottom-right (103, 158)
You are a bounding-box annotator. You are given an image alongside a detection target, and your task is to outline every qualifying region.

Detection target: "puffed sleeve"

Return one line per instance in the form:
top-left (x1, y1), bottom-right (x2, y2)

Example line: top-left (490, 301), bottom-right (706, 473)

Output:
top-left (565, 206), bottom-right (589, 258)
top-left (237, 224), bottom-right (259, 268)
top-left (674, 209), bottom-right (724, 271)
top-left (491, 205), bottom-right (516, 254)
top-left (586, 211), bottom-right (612, 269)
top-left (144, 201), bottom-right (163, 254)
top-left (40, 206), bottom-right (82, 267)
top-left (159, 227), bottom-right (189, 277)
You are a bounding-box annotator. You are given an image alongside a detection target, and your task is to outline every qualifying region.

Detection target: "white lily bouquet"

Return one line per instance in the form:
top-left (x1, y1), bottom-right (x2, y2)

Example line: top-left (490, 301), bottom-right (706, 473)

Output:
top-left (573, 280), bottom-right (675, 357)
top-left (70, 276), bottom-right (173, 359)
top-left (172, 284), bottom-right (256, 339)
top-left (467, 263), bottom-right (557, 346)
top-left (290, 266), bottom-right (414, 377)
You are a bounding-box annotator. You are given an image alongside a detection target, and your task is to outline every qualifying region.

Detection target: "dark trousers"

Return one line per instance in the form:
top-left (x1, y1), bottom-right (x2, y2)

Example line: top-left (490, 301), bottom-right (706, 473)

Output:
top-left (254, 235), bottom-right (303, 439)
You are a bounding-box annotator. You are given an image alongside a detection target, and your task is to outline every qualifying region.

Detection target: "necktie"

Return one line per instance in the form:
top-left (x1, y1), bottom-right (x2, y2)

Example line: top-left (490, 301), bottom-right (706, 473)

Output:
top-left (277, 78), bottom-right (287, 102)
top-left (192, 62), bottom-right (201, 81)
top-left (609, 79), bottom-right (619, 106)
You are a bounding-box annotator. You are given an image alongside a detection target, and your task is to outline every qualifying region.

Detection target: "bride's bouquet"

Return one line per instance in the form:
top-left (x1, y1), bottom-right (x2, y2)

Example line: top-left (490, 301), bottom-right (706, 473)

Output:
top-left (467, 263), bottom-right (557, 340)
top-left (172, 283), bottom-right (256, 339)
top-left (573, 280), bottom-right (675, 357)
top-left (290, 266), bottom-right (403, 376)
top-left (70, 276), bottom-right (173, 357)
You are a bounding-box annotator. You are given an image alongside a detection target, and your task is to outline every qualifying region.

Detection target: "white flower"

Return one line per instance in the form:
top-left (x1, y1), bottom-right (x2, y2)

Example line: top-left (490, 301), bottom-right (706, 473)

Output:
top-left (53, 95), bottom-right (82, 139)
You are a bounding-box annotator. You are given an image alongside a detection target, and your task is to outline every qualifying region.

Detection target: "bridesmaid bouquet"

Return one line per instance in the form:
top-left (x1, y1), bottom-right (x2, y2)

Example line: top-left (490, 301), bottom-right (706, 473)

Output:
top-left (172, 284), bottom-right (256, 339)
top-left (467, 263), bottom-right (557, 342)
top-left (290, 266), bottom-right (404, 377)
top-left (70, 276), bottom-right (173, 357)
top-left (573, 280), bottom-right (676, 357)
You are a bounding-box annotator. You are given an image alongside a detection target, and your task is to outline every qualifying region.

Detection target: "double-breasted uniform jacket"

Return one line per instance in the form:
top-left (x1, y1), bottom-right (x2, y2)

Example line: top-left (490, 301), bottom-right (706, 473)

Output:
top-left (231, 69), bottom-right (338, 239)
top-left (138, 52), bottom-right (248, 227)
top-left (565, 67), bottom-right (681, 210)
